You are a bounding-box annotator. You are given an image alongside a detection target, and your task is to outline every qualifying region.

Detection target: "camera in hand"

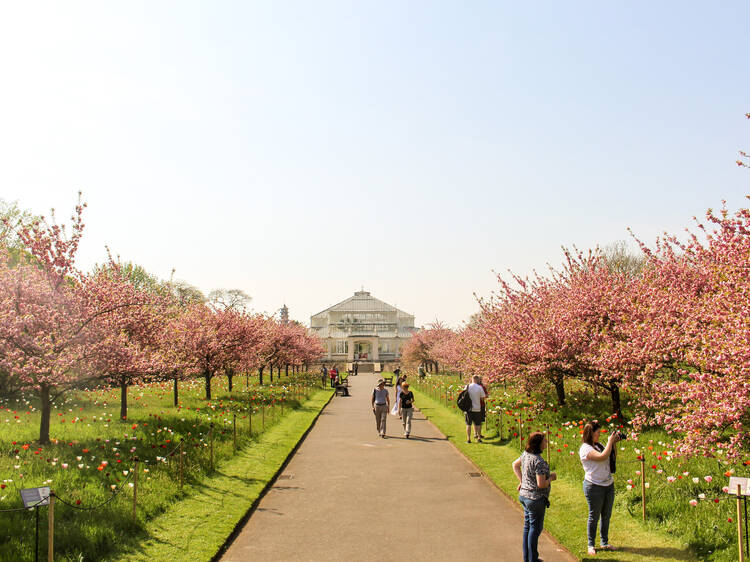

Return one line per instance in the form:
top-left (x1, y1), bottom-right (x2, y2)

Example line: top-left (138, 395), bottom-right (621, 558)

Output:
top-left (616, 430), bottom-right (627, 440)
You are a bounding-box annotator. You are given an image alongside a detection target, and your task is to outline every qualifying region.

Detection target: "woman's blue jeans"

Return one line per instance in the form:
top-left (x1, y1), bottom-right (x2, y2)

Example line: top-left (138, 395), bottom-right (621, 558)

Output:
top-left (582, 481), bottom-right (615, 547)
top-left (519, 495), bottom-right (547, 562)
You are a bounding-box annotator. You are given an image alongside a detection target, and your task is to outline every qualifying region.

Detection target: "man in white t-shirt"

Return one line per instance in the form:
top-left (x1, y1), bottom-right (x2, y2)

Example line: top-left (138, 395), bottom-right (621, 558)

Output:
top-left (465, 375), bottom-right (486, 443)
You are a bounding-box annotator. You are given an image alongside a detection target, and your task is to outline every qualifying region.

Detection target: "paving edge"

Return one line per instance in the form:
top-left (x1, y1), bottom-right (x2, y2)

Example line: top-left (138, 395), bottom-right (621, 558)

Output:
top-left (210, 389), bottom-right (336, 562)
top-left (413, 394), bottom-right (580, 562)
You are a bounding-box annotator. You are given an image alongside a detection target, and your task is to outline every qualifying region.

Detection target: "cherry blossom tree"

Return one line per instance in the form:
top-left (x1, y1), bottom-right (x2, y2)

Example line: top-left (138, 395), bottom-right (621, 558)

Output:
top-left (85, 262), bottom-right (168, 420)
top-left (0, 198), bottom-right (144, 443)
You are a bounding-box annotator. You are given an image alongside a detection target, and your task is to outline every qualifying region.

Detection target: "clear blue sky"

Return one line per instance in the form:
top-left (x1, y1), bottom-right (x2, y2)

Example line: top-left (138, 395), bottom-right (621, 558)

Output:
top-left (1, 2), bottom-right (748, 327)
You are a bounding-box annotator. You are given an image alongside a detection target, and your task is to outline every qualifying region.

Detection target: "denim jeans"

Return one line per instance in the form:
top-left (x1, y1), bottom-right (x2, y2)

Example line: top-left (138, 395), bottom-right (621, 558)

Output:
top-left (582, 480), bottom-right (615, 547)
top-left (519, 495), bottom-right (546, 562)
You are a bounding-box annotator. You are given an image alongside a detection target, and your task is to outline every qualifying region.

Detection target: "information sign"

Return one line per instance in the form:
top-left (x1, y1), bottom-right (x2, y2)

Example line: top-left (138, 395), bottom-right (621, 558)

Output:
top-left (19, 487), bottom-right (50, 508)
top-left (728, 477), bottom-right (750, 496)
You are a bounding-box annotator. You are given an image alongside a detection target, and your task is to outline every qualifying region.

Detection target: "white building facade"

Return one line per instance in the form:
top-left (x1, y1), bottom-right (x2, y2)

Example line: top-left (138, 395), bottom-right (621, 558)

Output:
top-left (311, 291), bottom-right (416, 370)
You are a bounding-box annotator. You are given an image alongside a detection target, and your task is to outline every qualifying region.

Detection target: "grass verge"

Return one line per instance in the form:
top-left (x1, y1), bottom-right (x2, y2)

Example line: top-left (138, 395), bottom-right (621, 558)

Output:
top-left (413, 387), bottom-right (698, 562)
top-left (114, 388), bottom-right (333, 562)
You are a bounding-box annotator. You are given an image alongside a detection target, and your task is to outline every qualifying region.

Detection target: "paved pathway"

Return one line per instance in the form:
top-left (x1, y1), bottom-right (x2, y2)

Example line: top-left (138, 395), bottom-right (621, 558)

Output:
top-left (222, 374), bottom-right (575, 562)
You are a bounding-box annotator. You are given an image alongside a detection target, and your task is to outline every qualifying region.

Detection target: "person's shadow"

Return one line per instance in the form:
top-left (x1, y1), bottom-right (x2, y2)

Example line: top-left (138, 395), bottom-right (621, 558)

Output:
top-left (581, 545), bottom-right (695, 561)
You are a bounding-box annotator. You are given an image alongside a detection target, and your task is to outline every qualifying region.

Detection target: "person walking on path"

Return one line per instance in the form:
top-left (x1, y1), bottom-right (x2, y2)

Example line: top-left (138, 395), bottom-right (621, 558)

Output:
top-left (391, 373), bottom-right (407, 417)
top-left (399, 382), bottom-right (415, 438)
top-left (464, 375), bottom-right (486, 443)
top-left (372, 378), bottom-right (390, 438)
top-left (320, 364), bottom-right (328, 387)
top-left (512, 432), bottom-right (557, 562)
top-left (579, 421), bottom-right (621, 556)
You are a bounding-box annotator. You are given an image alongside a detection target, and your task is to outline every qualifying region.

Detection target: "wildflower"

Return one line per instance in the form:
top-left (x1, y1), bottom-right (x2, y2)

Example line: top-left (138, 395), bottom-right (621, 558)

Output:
top-left (704, 475), bottom-right (712, 483)
top-left (689, 499), bottom-right (698, 507)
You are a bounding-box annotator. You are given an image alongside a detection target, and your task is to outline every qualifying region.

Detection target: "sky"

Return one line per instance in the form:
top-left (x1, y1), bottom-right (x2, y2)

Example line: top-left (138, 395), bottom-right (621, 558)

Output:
top-left (1, 2), bottom-right (748, 328)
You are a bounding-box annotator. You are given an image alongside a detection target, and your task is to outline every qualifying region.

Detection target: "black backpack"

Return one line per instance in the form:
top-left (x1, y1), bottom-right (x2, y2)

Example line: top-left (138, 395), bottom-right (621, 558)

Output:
top-left (457, 387), bottom-right (472, 412)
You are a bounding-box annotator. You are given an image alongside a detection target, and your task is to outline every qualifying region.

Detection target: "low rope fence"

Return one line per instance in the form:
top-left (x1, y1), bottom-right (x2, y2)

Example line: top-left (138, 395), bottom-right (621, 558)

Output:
top-left (0, 380), bottom-right (322, 561)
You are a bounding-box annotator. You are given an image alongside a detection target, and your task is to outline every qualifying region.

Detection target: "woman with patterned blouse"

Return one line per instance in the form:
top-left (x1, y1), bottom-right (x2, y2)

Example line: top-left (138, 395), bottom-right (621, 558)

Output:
top-left (512, 432), bottom-right (557, 562)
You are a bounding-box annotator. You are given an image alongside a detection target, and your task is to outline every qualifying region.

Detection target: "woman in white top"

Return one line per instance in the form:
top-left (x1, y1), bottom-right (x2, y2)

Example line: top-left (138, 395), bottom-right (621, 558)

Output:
top-left (578, 421), bottom-right (621, 556)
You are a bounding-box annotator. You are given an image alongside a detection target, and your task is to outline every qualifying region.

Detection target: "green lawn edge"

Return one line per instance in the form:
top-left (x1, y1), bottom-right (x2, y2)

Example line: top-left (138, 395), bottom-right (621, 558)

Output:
top-left (413, 388), bottom-right (698, 562)
top-left (114, 388), bottom-right (334, 562)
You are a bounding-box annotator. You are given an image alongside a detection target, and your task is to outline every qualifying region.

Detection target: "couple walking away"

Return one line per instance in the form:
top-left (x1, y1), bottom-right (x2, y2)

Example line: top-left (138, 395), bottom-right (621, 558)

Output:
top-left (371, 377), bottom-right (414, 438)
top-left (512, 421), bottom-right (622, 562)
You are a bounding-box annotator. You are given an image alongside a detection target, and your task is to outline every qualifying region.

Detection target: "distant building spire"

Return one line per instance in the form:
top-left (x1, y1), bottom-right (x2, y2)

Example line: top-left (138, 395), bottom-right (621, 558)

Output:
top-left (280, 304), bottom-right (289, 324)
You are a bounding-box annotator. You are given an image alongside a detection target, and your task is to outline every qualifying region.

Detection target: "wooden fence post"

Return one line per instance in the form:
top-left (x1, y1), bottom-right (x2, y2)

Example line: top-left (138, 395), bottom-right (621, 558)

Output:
top-left (738, 485), bottom-right (745, 562)
top-left (209, 424), bottom-right (214, 471)
top-left (132, 459), bottom-right (139, 520)
top-left (233, 414), bottom-right (237, 449)
top-left (640, 457), bottom-right (647, 521)
top-left (262, 406), bottom-right (265, 430)
top-left (518, 417), bottom-right (522, 450)
top-left (546, 424), bottom-right (551, 465)
top-left (47, 493), bottom-right (54, 562)
top-left (179, 440), bottom-right (184, 491)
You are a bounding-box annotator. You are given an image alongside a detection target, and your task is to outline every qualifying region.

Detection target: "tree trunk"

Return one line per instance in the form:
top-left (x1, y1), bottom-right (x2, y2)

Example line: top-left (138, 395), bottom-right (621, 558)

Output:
top-left (227, 372), bottom-right (233, 392)
top-left (285, 364), bottom-right (289, 376)
top-left (39, 384), bottom-right (51, 445)
top-left (610, 384), bottom-right (623, 421)
top-left (277, 365), bottom-right (281, 377)
top-left (554, 377), bottom-right (566, 406)
top-left (434, 361), bottom-right (440, 374)
top-left (205, 372), bottom-right (212, 400)
top-left (120, 379), bottom-right (128, 420)
top-left (258, 366), bottom-right (264, 386)
top-left (270, 364), bottom-right (274, 383)
top-left (173, 377), bottom-right (179, 407)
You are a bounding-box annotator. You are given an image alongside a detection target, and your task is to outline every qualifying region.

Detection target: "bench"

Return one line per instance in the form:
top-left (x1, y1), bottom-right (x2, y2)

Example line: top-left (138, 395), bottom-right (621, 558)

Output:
top-left (383, 376), bottom-right (394, 387)
top-left (335, 383), bottom-right (349, 396)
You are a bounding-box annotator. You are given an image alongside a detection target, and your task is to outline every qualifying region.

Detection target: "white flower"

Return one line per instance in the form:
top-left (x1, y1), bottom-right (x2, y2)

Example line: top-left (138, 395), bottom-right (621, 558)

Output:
top-left (644, 482), bottom-right (650, 489)
top-left (692, 477), bottom-right (700, 484)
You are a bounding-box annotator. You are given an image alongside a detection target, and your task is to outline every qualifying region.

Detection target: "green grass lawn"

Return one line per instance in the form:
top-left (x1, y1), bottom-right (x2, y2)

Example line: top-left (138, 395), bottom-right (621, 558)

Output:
top-left (411, 382), bottom-right (723, 562)
top-left (0, 373), bottom-right (331, 561)
top-left (115, 388), bottom-right (333, 561)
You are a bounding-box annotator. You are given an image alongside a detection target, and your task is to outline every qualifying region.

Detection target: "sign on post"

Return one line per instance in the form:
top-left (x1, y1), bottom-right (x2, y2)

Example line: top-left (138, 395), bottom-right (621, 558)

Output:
top-left (20, 487), bottom-right (50, 508)
top-left (729, 477), bottom-right (750, 496)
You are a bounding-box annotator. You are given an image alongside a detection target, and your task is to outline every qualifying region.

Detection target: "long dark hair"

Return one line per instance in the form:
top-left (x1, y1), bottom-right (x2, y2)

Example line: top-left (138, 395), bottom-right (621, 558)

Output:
top-left (582, 422), bottom-right (602, 446)
top-left (526, 432), bottom-right (545, 454)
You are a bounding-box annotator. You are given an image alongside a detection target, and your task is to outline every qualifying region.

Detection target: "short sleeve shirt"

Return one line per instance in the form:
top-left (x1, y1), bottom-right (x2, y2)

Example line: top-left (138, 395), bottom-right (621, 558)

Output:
top-left (400, 391), bottom-right (414, 409)
top-left (466, 383), bottom-right (486, 412)
top-left (579, 443), bottom-right (614, 486)
top-left (518, 452), bottom-right (551, 500)
top-left (372, 387), bottom-right (389, 405)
